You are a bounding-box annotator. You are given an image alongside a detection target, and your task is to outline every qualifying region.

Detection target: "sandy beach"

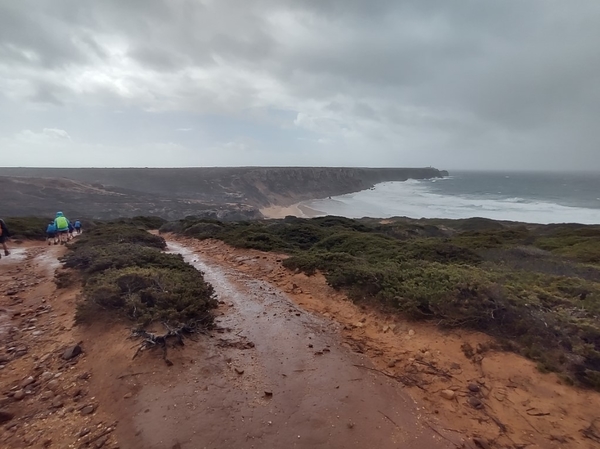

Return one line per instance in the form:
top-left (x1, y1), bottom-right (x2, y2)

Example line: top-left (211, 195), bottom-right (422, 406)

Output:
top-left (260, 202), bottom-right (323, 219)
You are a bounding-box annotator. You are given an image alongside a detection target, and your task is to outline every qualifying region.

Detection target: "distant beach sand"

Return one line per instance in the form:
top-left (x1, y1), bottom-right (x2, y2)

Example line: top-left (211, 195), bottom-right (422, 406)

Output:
top-left (260, 202), bottom-right (323, 219)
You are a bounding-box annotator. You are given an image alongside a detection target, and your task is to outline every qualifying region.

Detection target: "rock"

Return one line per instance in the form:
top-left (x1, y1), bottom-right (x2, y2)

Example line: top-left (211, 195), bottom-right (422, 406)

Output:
top-left (0, 410), bottom-right (14, 423)
top-left (472, 437), bottom-right (492, 449)
top-left (13, 390), bottom-right (25, 401)
top-left (440, 390), bottom-right (456, 400)
top-left (94, 435), bottom-right (109, 448)
top-left (468, 397), bottom-right (483, 409)
top-left (80, 404), bottom-right (95, 415)
top-left (40, 391), bottom-right (54, 401)
top-left (123, 393), bottom-right (132, 399)
top-left (79, 428), bottom-right (91, 438)
top-left (234, 368), bottom-right (244, 375)
top-left (40, 372), bottom-right (54, 382)
top-left (354, 322), bottom-right (364, 329)
top-left (382, 325), bottom-right (390, 333)
top-left (51, 396), bottom-right (64, 408)
top-left (468, 383), bottom-right (481, 393)
top-left (21, 376), bottom-right (35, 388)
top-left (264, 390), bottom-right (273, 398)
top-left (0, 355), bottom-right (10, 364)
top-left (387, 360), bottom-right (397, 368)
top-left (408, 329), bottom-right (415, 337)
top-left (46, 380), bottom-right (60, 391)
top-left (62, 344), bottom-right (82, 360)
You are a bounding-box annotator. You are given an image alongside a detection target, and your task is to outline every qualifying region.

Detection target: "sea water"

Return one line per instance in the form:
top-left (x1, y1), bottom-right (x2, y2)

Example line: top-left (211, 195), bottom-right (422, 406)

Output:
top-left (304, 171), bottom-right (600, 224)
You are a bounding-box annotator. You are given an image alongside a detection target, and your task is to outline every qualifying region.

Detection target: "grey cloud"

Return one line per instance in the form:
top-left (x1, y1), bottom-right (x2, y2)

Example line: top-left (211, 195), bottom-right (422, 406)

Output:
top-left (0, 0), bottom-right (599, 170)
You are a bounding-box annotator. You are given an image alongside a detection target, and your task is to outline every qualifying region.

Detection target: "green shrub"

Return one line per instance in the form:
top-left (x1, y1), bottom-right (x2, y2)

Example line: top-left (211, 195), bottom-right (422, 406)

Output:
top-left (167, 215), bottom-right (600, 390)
top-left (64, 223), bottom-right (216, 329)
top-left (84, 267), bottom-right (216, 326)
top-left (4, 217), bottom-right (50, 240)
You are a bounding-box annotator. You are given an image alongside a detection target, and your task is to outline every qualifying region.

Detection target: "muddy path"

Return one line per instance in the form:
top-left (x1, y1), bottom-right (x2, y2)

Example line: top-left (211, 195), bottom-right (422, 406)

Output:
top-left (112, 241), bottom-right (455, 448)
top-left (4, 236), bottom-right (600, 448)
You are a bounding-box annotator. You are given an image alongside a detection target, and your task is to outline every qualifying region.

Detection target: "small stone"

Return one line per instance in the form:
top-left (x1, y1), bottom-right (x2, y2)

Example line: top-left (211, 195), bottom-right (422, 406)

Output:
top-left (440, 390), bottom-right (456, 400)
top-left (47, 380), bottom-right (60, 391)
top-left (0, 355), bottom-right (10, 364)
top-left (408, 329), bottom-right (415, 337)
top-left (40, 391), bottom-right (54, 401)
top-left (80, 404), bottom-right (95, 415)
top-left (468, 396), bottom-right (483, 409)
top-left (382, 325), bottom-right (390, 333)
top-left (264, 391), bottom-right (273, 398)
top-left (94, 435), bottom-right (109, 448)
top-left (123, 393), bottom-right (132, 399)
top-left (21, 376), bottom-right (35, 388)
top-left (387, 360), bottom-right (397, 368)
top-left (79, 428), bottom-right (91, 437)
top-left (0, 410), bottom-right (14, 423)
top-left (234, 368), bottom-right (244, 375)
top-left (354, 322), bottom-right (364, 329)
top-left (40, 372), bottom-right (54, 382)
top-left (62, 344), bottom-right (82, 360)
top-left (468, 383), bottom-right (481, 393)
top-left (51, 396), bottom-right (64, 408)
top-left (13, 390), bottom-right (25, 401)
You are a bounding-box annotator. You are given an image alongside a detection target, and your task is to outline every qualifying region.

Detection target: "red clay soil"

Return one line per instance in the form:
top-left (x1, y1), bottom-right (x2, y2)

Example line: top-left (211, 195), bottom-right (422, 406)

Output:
top-left (2, 237), bottom-right (600, 448)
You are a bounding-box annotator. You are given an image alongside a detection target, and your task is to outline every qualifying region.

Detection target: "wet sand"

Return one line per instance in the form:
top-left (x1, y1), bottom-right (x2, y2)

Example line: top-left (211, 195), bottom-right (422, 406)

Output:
top-left (261, 202), bottom-right (324, 219)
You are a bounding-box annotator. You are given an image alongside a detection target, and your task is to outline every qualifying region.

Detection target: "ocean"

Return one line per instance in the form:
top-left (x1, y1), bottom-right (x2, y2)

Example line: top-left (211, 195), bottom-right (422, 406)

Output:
top-left (304, 171), bottom-right (600, 224)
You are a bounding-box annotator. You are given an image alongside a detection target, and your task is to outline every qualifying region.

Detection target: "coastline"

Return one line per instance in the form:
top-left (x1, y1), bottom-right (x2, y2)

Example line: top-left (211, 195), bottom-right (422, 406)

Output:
top-left (260, 201), bottom-right (324, 219)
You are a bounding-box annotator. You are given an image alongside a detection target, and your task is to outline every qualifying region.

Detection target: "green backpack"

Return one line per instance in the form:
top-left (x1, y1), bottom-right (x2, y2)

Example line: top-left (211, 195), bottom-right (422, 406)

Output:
top-left (56, 216), bottom-right (68, 230)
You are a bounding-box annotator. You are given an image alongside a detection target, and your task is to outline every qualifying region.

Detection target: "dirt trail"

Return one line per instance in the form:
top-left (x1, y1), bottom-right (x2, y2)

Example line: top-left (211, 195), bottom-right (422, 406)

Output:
top-left (0, 241), bottom-right (119, 449)
top-left (127, 241), bottom-right (452, 449)
top-left (3, 237), bottom-right (600, 448)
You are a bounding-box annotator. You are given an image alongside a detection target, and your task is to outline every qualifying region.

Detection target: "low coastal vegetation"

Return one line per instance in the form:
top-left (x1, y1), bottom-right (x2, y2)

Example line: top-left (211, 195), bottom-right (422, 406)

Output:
top-left (61, 222), bottom-right (216, 328)
top-left (165, 216), bottom-right (600, 390)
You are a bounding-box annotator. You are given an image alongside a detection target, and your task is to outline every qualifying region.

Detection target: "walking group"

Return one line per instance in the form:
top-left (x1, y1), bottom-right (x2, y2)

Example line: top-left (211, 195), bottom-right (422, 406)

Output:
top-left (46, 212), bottom-right (82, 245)
top-left (0, 213), bottom-right (83, 260)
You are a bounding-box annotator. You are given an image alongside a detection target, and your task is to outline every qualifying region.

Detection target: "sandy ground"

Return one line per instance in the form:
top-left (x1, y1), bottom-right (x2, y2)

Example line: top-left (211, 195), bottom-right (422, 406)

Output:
top-left (260, 203), bottom-right (322, 219)
top-left (3, 237), bottom-right (600, 448)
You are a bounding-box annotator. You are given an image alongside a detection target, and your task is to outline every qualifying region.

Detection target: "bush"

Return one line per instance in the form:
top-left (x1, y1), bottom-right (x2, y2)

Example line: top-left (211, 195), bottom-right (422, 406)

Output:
top-left (64, 223), bottom-right (216, 329)
top-left (84, 267), bottom-right (216, 326)
top-left (168, 215), bottom-right (600, 390)
top-left (4, 217), bottom-right (50, 240)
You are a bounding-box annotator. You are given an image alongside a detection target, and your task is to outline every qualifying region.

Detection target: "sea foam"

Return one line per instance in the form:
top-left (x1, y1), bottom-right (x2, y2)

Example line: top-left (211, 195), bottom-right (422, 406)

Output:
top-left (305, 180), bottom-right (600, 224)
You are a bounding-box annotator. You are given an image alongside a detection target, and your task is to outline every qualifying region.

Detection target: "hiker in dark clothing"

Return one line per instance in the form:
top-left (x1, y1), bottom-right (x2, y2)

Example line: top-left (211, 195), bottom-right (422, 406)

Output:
top-left (0, 219), bottom-right (11, 258)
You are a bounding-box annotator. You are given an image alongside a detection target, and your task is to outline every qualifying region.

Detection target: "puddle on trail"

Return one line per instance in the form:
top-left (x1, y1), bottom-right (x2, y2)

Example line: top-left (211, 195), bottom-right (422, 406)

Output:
top-left (0, 247), bottom-right (28, 263)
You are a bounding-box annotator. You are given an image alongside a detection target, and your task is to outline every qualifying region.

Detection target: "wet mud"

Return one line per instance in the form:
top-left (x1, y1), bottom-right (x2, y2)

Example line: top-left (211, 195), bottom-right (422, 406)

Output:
top-left (114, 242), bottom-right (453, 448)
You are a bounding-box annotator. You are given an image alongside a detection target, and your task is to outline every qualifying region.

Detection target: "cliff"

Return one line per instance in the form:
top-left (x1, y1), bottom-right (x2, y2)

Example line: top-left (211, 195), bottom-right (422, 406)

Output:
top-left (0, 167), bottom-right (447, 219)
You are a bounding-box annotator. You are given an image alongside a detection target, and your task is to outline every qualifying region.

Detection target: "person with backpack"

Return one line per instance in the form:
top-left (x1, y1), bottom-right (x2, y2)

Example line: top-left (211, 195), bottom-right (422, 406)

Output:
top-left (46, 221), bottom-right (58, 245)
top-left (54, 212), bottom-right (71, 245)
top-left (0, 218), bottom-right (11, 258)
top-left (74, 220), bottom-right (82, 235)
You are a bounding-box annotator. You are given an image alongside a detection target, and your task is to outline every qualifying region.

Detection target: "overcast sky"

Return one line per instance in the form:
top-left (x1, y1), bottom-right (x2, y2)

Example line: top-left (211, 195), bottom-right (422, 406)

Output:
top-left (1, 0), bottom-right (599, 170)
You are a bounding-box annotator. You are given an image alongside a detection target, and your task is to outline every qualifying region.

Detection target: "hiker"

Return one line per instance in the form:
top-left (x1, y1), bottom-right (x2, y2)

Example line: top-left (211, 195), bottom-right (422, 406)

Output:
top-left (74, 220), bottom-right (82, 235)
top-left (68, 221), bottom-right (75, 240)
top-left (46, 221), bottom-right (58, 245)
top-left (54, 212), bottom-right (71, 245)
top-left (0, 218), bottom-right (10, 258)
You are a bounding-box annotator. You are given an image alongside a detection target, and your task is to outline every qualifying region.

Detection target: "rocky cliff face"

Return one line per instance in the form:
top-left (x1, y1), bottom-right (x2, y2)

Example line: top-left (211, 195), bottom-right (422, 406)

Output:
top-left (0, 167), bottom-right (447, 218)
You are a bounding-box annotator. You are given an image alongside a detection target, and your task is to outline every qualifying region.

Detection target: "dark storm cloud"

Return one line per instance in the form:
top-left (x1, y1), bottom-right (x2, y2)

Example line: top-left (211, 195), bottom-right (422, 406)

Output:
top-left (1, 0), bottom-right (599, 169)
